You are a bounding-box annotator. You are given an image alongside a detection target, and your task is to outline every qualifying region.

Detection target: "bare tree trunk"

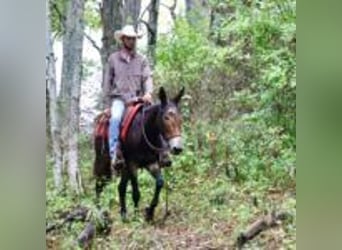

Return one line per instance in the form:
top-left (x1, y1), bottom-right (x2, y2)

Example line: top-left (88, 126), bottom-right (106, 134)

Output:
top-left (100, 0), bottom-right (123, 94)
top-left (123, 0), bottom-right (141, 27)
top-left (46, 0), bottom-right (63, 190)
top-left (147, 0), bottom-right (160, 66)
top-left (46, 82), bottom-right (51, 152)
top-left (61, 0), bottom-right (85, 193)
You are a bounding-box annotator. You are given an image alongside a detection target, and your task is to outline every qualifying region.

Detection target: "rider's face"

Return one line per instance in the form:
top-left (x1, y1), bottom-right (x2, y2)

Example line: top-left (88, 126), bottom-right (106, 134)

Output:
top-left (122, 36), bottom-right (136, 50)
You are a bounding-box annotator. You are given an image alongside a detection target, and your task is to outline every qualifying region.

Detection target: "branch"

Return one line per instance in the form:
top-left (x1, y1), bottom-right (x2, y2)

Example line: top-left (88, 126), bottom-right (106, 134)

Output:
top-left (84, 32), bottom-right (101, 53)
top-left (139, 19), bottom-right (154, 35)
top-left (236, 211), bottom-right (292, 249)
top-left (160, 1), bottom-right (176, 10)
top-left (46, 206), bottom-right (89, 233)
top-left (139, 2), bottom-right (152, 20)
top-left (51, 0), bottom-right (101, 54)
top-left (98, 2), bottom-right (104, 23)
top-left (77, 222), bottom-right (96, 249)
top-left (51, 1), bottom-right (66, 30)
top-left (160, 0), bottom-right (177, 21)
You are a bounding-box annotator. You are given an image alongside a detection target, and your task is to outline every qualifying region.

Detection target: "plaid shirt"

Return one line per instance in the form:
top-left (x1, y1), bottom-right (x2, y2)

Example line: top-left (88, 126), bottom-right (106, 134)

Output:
top-left (103, 48), bottom-right (153, 107)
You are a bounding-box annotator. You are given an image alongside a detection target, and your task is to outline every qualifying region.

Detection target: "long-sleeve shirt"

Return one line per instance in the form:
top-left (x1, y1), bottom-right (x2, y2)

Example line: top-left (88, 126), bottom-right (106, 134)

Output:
top-left (103, 48), bottom-right (153, 107)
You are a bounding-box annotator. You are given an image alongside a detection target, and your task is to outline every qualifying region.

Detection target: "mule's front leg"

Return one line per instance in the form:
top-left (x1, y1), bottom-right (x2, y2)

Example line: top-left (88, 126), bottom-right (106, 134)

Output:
top-left (118, 169), bottom-right (129, 221)
top-left (146, 164), bottom-right (164, 222)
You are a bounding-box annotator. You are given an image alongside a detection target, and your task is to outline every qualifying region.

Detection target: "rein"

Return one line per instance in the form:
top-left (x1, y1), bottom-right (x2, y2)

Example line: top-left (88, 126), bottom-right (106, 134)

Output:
top-left (141, 105), bottom-right (168, 153)
top-left (141, 103), bottom-right (173, 220)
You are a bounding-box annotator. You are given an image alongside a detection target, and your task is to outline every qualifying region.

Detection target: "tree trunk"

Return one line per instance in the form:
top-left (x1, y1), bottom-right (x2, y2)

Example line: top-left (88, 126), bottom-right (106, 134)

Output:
top-left (46, 0), bottom-right (63, 190)
top-left (100, 0), bottom-right (123, 106)
top-left (147, 0), bottom-right (160, 66)
top-left (61, 0), bottom-right (85, 193)
top-left (46, 82), bottom-right (51, 152)
top-left (123, 0), bottom-right (141, 27)
top-left (185, 0), bottom-right (209, 26)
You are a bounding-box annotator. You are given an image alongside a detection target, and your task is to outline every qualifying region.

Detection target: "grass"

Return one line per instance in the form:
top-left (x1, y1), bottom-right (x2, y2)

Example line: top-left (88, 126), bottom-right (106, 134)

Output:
top-left (46, 140), bottom-right (296, 249)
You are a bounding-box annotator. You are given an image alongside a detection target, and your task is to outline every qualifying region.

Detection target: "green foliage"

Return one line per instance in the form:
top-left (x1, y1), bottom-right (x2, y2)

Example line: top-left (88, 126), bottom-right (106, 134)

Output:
top-left (156, 18), bottom-right (228, 90)
top-left (155, 0), bottom-right (296, 187)
top-left (49, 0), bottom-right (67, 37)
top-left (49, 0), bottom-right (100, 38)
top-left (47, 143), bottom-right (295, 248)
top-left (47, 1), bottom-right (296, 248)
top-left (217, 0), bottom-right (296, 137)
top-left (84, 0), bottom-right (101, 30)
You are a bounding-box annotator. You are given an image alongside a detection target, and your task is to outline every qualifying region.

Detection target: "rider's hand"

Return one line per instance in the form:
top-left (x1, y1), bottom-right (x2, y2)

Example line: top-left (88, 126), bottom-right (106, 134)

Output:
top-left (142, 93), bottom-right (152, 104)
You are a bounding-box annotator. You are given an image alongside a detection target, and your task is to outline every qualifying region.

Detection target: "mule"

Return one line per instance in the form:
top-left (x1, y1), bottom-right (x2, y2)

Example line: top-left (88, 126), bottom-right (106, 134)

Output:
top-left (93, 87), bottom-right (185, 221)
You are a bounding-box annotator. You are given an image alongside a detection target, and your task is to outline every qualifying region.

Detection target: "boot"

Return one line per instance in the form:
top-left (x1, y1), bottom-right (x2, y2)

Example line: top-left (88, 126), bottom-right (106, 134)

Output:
top-left (111, 148), bottom-right (125, 175)
top-left (159, 151), bottom-right (172, 167)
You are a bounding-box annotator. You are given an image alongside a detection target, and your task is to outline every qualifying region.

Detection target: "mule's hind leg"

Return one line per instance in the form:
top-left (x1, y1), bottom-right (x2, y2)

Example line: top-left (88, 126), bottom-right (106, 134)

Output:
top-left (95, 175), bottom-right (111, 203)
top-left (118, 167), bottom-right (129, 221)
top-left (93, 137), bottom-right (111, 203)
top-left (94, 156), bottom-right (111, 203)
top-left (145, 164), bottom-right (164, 222)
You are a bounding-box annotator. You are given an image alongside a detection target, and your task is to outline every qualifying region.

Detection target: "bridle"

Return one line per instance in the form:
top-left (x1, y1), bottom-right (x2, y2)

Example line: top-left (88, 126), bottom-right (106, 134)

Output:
top-left (141, 104), bottom-right (180, 153)
top-left (141, 105), bottom-right (167, 152)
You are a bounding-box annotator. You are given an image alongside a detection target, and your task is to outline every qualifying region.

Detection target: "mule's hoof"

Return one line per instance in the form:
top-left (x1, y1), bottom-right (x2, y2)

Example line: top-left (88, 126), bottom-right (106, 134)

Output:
top-left (134, 208), bottom-right (139, 217)
top-left (161, 160), bottom-right (172, 168)
top-left (144, 207), bottom-right (154, 222)
top-left (159, 154), bottom-right (172, 167)
top-left (120, 211), bottom-right (128, 223)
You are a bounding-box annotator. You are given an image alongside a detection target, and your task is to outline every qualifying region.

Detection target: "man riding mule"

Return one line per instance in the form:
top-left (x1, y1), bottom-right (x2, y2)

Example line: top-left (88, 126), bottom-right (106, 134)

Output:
top-left (94, 25), bottom-right (185, 221)
top-left (103, 25), bottom-right (169, 170)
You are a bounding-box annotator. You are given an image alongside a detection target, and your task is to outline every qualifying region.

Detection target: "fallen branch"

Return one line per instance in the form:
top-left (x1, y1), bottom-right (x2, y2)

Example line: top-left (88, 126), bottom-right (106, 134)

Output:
top-left (46, 206), bottom-right (89, 233)
top-left (76, 210), bottom-right (112, 249)
top-left (77, 222), bottom-right (96, 249)
top-left (47, 206), bottom-right (113, 250)
top-left (236, 211), bottom-right (291, 249)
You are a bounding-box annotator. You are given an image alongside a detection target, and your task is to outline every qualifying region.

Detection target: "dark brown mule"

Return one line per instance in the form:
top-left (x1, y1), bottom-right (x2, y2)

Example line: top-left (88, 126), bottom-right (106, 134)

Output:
top-left (93, 87), bottom-right (185, 221)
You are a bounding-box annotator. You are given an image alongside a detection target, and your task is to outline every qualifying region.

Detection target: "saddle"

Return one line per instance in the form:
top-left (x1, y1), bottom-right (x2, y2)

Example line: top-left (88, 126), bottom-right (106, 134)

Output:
top-left (94, 103), bottom-right (144, 143)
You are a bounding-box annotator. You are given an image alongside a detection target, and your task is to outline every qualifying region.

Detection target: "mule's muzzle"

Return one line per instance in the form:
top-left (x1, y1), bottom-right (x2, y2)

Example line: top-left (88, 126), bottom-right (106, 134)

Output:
top-left (168, 136), bottom-right (183, 155)
top-left (171, 147), bottom-right (183, 155)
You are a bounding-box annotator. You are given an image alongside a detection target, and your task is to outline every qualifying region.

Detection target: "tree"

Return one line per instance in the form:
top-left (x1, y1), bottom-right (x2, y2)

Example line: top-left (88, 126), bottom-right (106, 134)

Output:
top-left (99, 0), bottom-right (123, 93)
top-left (60, 0), bottom-right (85, 193)
top-left (185, 0), bottom-right (209, 26)
top-left (144, 0), bottom-right (160, 66)
top-left (46, 0), bottom-right (63, 190)
top-left (123, 0), bottom-right (141, 27)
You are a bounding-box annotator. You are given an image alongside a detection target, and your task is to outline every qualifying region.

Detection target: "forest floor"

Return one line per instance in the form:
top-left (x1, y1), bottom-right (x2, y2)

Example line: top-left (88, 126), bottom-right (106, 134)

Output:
top-left (46, 148), bottom-right (296, 249)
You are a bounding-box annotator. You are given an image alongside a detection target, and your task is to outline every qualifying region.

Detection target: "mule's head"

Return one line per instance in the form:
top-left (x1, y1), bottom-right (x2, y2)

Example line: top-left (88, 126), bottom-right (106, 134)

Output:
top-left (158, 87), bottom-right (185, 155)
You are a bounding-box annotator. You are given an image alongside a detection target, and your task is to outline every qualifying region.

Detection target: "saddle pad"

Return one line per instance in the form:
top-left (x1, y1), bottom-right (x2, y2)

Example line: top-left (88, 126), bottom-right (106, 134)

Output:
top-left (94, 109), bottom-right (111, 139)
top-left (120, 103), bottom-right (143, 142)
top-left (94, 103), bottom-right (143, 142)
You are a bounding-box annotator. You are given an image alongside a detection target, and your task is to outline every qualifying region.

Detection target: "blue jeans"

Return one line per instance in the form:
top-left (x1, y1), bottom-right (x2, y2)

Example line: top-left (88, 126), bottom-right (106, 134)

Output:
top-left (109, 99), bottom-right (125, 160)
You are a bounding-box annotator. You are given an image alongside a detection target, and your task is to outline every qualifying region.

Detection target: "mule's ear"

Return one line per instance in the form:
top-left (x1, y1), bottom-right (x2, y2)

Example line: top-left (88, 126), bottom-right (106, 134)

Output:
top-left (173, 86), bottom-right (185, 105)
top-left (159, 87), bottom-right (168, 106)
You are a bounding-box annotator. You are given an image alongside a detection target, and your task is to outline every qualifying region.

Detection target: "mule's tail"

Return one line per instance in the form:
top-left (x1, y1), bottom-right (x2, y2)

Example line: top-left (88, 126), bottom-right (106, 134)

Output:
top-left (93, 110), bottom-right (112, 199)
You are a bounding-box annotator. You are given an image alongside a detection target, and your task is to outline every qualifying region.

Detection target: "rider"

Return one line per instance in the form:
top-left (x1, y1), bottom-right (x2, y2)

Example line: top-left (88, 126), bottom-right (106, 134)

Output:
top-left (103, 25), bottom-right (170, 170)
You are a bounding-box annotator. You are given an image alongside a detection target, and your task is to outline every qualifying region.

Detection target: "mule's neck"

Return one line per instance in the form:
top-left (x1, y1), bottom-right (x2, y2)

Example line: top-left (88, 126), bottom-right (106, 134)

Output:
top-left (143, 104), bottom-right (163, 146)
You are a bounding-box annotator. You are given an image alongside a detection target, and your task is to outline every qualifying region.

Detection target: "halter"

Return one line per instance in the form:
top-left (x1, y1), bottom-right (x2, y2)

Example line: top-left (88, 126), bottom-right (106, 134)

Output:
top-left (141, 105), bottom-right (180, 153)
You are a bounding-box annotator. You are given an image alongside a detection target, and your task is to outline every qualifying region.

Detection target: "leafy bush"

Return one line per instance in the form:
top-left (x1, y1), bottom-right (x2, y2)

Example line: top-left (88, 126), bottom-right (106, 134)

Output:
top-left (155, 1), bottom-right (296, 186)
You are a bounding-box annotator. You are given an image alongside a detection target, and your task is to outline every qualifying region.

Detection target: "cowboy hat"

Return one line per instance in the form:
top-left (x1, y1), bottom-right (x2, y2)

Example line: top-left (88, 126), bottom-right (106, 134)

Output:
top-left (114, 25), bottom-right (143, 42)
